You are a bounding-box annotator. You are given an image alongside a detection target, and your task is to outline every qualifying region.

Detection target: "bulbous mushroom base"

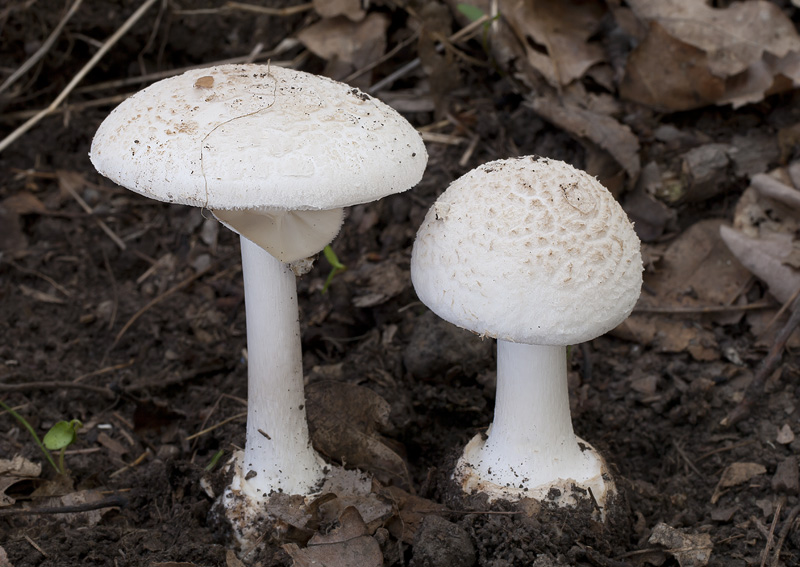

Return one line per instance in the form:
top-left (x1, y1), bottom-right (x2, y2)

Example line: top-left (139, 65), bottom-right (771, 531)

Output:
top-left (453, 434), bottom-right (615, 519)
top-left (215, 451), bottom-right (375, 558)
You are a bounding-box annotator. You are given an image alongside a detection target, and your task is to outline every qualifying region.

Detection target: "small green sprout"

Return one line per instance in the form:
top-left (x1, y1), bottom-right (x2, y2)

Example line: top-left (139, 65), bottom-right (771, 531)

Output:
top-left (205, 449), bottom-right (225, 472)
top-left (321, 245), bottom-right (346, 293)
top-left (0, 399), bottom-right (81, 476)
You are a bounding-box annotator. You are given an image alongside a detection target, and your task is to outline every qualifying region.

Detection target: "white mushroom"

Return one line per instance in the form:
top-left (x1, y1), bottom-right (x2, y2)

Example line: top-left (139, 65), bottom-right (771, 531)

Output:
top-left (90, 64), bottom-right (426, 516)
top-left (410, 156), bottom-right (642, 512)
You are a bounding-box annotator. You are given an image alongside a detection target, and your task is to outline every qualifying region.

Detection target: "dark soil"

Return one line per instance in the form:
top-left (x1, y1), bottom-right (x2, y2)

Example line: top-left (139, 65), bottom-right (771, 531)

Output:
top-left (2, 2), bottom-right (800, 566)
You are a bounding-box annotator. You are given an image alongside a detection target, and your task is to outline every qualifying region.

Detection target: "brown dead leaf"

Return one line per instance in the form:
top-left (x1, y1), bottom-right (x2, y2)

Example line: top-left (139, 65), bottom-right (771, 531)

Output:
top-left (312, 0), bottom-right (365, 21)
top-left (622, 220), bottom-right (752, 359)
top-left (720, 226), bottom-right (800, 305)
top-left (352, 261), bottom-right (409, 308)
top-left (627, 0), bottom-right (800, 77)
top-left (1, 192), bottom-right (46, 215)
top-left (648, 522), bottom-right (713, 567)
top-left (620, 22), bottom-right (724, 111)
top-left (711, 462), bottom-right (766, 504)
top-left (0, 456), bottom-right (42, 507)
top-left (284, 507), bottom-right (383, 567)
top-left (0, 545), bottom-right (11, 567)
top-left (307, 381), bottom-right (411, 489)
top-left (621, 0), bottom-right (800, 110)
top-left (380, 485), bottom-right (447, 544)
top-left (297, 13), bottom-right (389, 83)
top-left (498, 0), bottom-right (607, 87)
top-left (527, 93), bottom-right (640, 181)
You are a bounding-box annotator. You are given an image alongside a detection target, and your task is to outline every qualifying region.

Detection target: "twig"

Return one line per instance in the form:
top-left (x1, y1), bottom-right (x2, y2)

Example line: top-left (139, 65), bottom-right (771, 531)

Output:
top-left (633, 301), bottom-right (774, 314)
top-left (771, 503), bottom-right (800, 567)
top-left (109, 265), bottom-right (212, 350)
top-left (368, 13), bottom-right (491, 94)
top-left (721, 295), bottom-right (800, 427)
top-left (0, 0), bottom-right (159, 154)
top-left (762, 286), bottom-right (800, 337)
top-left (0, 493), bottom-right (127, 517)
top-left (185, 411), bottom-right (248, 441)
top-left (0, 380), bottom-right (115, 398)
top-left (673, 439), bottom-right (704, 478)
top-left (58, 171), bottom-right (127, 251)
top-left (172, 1), bottom-right (313, 16)
top-left (0, 0), bottom-right (84, 98)
top-left (760, 496), bottom-right (784, 567)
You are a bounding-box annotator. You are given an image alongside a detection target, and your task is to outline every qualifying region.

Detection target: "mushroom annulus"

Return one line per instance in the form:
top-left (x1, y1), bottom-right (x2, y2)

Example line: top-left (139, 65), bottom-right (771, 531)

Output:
top-left (410, 156), bottom-right (642, 513)
top-left (90, 64), bottom-right (427, 537)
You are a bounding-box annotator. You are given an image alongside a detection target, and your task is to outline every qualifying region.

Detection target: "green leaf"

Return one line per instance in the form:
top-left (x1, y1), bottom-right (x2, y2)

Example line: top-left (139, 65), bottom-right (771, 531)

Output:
top-left (43, 420), bottom-right (82, 450)
top-left (457, 3), bottom-right (485, 22)
top-left (321, 245), bottom-right (346, 294)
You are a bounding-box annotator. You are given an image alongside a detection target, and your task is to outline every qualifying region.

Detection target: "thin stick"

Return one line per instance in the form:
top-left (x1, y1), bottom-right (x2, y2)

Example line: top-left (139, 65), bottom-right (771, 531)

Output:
top-left (0, 494), bottom-right (127, 517)
top-left (760, 496), bottom-right (784, 567)
top-left (59, 171), bottom-right (127, 250)
top-left (0, 0), bottom-right (159, 154)
top-left (721, 295), bottom-right (800, 427)
top-left (184, 411), bottom-right (248, 441)
top-left (0, 0), bottom-right (84, 97)
top-left (172, 1), bottom-right (313, 16)
top-left (110, 265), bottom-right (212, 350)
top-left (0, 381), bottom-right (115, 398)
top-left (771, 503), bottom-right (800, 567)
top-left (762, 285), bottom-right (800, 337)
top-left (633, 301), bottom-right (774, 314)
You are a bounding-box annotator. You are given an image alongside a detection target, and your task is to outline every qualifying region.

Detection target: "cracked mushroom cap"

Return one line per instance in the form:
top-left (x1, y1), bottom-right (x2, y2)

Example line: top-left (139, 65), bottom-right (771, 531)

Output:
top-left (411, 156), bottom-right (643, 346)
top-left (89, 64), bottom-right (427, 211)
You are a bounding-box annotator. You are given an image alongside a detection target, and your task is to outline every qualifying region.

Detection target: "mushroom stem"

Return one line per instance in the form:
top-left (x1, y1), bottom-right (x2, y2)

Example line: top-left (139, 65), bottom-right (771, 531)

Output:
top-left (457, 341), bottom-right (609, 504)
top-left (239, 236), bottom-right (324, 498)
top-left (486, 342), bottom-right (582, 483)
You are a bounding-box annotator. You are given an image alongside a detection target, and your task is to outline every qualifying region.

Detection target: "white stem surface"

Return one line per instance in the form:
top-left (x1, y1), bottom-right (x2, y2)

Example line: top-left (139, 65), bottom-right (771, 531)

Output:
top-left (239, 236), bottom-right (324, 498)
top-left (458, 341), bottom-right (607, 502)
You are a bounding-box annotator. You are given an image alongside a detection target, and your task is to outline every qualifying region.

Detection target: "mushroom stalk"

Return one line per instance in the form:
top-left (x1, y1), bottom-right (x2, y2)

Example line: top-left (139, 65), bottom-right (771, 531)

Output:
top-left (240, 236), bottom-right (324, 498)
top-left (481, 341), bottom-right (585, 486)
top-left (457, 340), bottom-right (609, 503)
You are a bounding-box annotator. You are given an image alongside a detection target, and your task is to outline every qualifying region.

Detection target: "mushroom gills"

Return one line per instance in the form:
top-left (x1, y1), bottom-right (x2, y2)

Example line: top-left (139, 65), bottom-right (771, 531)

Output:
top-left (213, 207), bottom-right (344, 263)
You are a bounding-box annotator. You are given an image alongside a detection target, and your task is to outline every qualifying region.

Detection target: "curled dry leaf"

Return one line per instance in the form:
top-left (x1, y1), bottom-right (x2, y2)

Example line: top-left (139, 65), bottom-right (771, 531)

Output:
top-left (710, 462), bottom-right (767, 504)
top-left (0, 455), bottom-right (42, 507)
top-left (497, 0), bottom-right (607, 87)
top-left (621, 0), bottom-right (800, 110)
top-left (284, 507), bottom-right (383, 567)
top-left (648, 522), bottom-right (713, 567)
top-left (296, 13), bottom-right (389, 83)
top-left (306, 381), bottom-right (411, 489)
top-left (527, 93), bottom-right (640, 182)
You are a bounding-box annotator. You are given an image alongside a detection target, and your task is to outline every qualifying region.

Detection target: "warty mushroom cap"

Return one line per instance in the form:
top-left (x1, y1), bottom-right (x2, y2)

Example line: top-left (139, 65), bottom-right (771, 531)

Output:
top-left (89, 64), bottom-right (427, 212)
top-left (411, 156), bottom-right (643, 346)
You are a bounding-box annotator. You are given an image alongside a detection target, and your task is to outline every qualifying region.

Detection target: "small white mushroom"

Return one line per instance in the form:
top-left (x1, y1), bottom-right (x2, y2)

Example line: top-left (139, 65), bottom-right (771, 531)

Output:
top-left (90, 64), bottom-right (427, 538)
top-left (410, 156), bottom-right (642, 513)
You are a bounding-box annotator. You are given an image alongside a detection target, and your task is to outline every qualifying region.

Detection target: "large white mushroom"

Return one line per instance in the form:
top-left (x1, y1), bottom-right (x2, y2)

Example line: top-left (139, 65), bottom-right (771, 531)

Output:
top-left (411, 156), bottom-right (642, 513)
top-left (90, 64), bottom-right (426, 528)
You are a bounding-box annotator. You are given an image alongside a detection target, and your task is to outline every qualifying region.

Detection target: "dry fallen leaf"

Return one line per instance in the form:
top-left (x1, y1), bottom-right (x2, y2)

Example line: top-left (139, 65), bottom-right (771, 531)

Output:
top-left (620, 219), bottom-right (752, 360)
top-left (297, 13), bottom-right (389, 83)
top-left (498, 0), bottom-right (607, 87)
top-left (0, 455), bottom-right (42, 507)
top-left (0, 545), bottom-right (11, 567)
top-left (284, 507), bottom-right (383, 567)
top-left (711, 462), bottom-right (767, 504)
top-left (527, 92), bottom-right (641, 182)
top-left (621, 0), bottom-right (800, 110)
top-left (648, 522), bottom-right (713, 567)
top-left (307, 381), bottom-right (411, 489)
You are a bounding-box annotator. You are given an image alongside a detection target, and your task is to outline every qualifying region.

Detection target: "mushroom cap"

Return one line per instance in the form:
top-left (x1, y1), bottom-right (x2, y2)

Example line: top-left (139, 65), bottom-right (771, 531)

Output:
top-left (410, 156), bottom-right (643, 345)
top-left (89, 64), bottom-right (427, 211)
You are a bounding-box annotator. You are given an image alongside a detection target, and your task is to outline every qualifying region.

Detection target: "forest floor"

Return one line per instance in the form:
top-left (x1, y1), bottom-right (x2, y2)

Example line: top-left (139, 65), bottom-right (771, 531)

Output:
top-left (2, 1), bottom-right (800, 566)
